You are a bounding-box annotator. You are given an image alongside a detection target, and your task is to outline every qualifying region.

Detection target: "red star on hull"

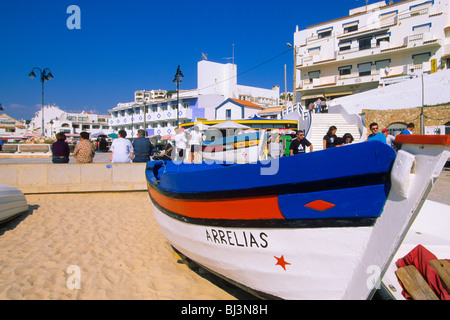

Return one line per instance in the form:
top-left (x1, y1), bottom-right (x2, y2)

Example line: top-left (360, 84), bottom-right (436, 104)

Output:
top-left (274, 255), bottom-right (291, 271)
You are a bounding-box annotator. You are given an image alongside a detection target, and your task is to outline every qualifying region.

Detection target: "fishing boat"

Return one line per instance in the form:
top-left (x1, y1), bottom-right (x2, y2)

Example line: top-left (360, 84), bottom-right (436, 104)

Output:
top-left (201, 130), bottom-right (267, 164)
top-left (146, 135), bottom-right (450, 299)
top-left (0, 185), bottom-right (28, 224)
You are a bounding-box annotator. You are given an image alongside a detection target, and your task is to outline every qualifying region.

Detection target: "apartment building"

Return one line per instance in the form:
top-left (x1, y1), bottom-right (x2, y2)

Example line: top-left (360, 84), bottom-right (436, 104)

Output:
top-left (293, 0), bottom-right (450, 106)
top-left (134, 89), bottom-right (167, 102)
top-left (109, 60), bottom-right (280, 137)
top-left (29, 105), bottom-right (112, 137)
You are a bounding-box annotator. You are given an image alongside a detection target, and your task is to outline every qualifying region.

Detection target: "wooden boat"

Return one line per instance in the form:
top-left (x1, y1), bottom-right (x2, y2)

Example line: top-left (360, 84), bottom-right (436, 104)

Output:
top-left (145, 135), bottom-right (450, 299)
top-left (201, 131), bottom-right (267, 164)
top-left (0, 185), bottom-right (28, 224)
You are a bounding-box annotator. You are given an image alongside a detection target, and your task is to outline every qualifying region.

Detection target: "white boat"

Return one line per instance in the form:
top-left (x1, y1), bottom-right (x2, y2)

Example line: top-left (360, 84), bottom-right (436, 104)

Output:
top-left (146, 135), bottom-right (450, 299)
top-left (0, 185), bottom-right (29, 224)
top-left (201, 130), bottom-right (267, 164)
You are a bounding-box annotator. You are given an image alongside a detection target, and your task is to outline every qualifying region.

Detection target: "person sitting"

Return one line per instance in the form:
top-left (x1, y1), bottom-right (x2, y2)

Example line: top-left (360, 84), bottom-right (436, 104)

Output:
top-left (51, 132), bottom-right (70, 163)
top-left (110, 129), bottom-right (134, 163)
top-left (132, 129), bottom-right (153, 162)
top-left (73, 131), bottom-right (95, 163)
top-left (342, 133), bottom-right (354, 145)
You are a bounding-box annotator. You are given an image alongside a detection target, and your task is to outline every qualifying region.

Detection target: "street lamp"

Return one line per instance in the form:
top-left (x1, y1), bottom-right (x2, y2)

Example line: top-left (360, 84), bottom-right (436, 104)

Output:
top-left (0, 103), bottom-right (3, 112)
top-left (49, 119), bottom-right (54, 138)
top-left (286, 43), bottom-right (298, 105)
top-left (29, 68), bottom-right (54, 136)
top-left (173, 65), bottom-right (184, 127)
top-left (142, 90), bottom-right (147, 137)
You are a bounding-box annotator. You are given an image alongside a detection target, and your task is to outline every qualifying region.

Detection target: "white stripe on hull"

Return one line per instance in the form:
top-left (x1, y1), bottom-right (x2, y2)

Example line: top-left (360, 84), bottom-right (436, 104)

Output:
top-left (153, 206), bottom-right (373, 299)
top-left (202, 145), bottom-right (260, 164)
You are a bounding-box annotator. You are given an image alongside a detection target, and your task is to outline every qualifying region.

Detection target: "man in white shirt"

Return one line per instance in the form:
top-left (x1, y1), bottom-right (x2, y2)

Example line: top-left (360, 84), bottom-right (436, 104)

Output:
top-left (110, 129), bottom-right (134, 163)
top-left (189, 125), bottom-right (202, 162)
top-left (174, 127), bottom-right (187, 161)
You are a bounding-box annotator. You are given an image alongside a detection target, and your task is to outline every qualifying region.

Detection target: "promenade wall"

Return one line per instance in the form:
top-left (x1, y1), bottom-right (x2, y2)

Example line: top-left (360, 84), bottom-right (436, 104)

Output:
top-left (0, 163), bottom-right (147, 194)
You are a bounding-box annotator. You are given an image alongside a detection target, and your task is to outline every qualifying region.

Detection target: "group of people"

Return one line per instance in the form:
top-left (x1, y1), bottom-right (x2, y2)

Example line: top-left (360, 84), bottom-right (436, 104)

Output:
top-left (173, 125), bottom-right (202, 163)
top-left (51, 129), bottom-right (154, 164)
top-left (51, 121), bottom-right (416, 164)
top-left (308, 98), bottom-right (328, 114)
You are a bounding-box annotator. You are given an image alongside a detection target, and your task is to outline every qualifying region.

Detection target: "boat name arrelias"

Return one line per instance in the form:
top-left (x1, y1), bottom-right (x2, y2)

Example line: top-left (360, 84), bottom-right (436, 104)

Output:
top-left (205, 228), bottom-right (269, 248)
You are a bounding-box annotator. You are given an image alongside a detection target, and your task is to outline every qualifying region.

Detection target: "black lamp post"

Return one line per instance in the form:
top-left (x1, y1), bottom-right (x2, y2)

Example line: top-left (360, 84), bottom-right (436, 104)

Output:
top-left (0, 103), bottom-right (3, 112)
top-left (28, 67), bottom-right (54, 136)
top-left (173, 65), bottom-right (184, 127)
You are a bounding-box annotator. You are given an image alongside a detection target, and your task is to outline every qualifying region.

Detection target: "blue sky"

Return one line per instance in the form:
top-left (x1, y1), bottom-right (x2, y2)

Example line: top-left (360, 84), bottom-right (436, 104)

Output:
top-left (0, 0), bottom-right (387, 120)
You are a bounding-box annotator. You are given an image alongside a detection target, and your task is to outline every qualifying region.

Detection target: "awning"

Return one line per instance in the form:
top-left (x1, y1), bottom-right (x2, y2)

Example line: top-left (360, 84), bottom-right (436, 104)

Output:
top-left (325, 91), bottom-right (353, 98)
top-left (301, 94), bottom-right (324, 100)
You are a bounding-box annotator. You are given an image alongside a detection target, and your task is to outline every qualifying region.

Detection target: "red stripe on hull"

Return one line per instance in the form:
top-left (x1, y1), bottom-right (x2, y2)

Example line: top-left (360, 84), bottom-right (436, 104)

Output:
top-left (148, 183), bottom-right (285, 220)
top-left (395, 134), bottom-right (450, 146)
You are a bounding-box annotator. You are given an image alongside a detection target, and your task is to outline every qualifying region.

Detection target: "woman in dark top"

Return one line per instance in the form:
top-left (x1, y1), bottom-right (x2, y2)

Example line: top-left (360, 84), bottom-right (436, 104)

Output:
top-left (323, 126), bottom-right (338, 149)
top-left (51, 132), bottom-right (70, 163)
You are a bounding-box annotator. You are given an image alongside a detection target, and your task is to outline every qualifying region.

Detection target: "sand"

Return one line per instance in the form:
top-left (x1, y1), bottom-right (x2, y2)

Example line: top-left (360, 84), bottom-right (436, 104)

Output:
top-left (0, 192), bottom-right (236, 300)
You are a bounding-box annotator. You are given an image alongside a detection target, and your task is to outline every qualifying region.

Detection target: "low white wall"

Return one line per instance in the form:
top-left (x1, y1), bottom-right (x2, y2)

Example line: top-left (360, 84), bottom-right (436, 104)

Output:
top-left (0, 163), bottom-right (147, 194)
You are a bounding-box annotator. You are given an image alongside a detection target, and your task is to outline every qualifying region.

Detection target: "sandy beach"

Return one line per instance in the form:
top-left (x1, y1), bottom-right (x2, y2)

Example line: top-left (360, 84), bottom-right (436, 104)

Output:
top-left (0, 191), bottom-right (239, 300)
top-left (0, 169), bottom-right (448, 300)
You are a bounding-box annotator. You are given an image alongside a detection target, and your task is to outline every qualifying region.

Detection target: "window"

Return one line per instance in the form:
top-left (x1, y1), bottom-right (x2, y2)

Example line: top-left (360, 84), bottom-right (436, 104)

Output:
top-left (375, 59), bottom-right (391, 70)
top-left (413, 52), bottom-right (431, 65)
top-left (376, 33), bottom-right (390, 46)
top-left (226, 109), bottom-right (231, 120)
top-left (413, 23), bottom-right (431, 34)
top-left (318, 28), bottom-right (332, 39)
top-left (358, 62), bottom-right (372, 76)
top-left (380, 11), bottom-right (397, 27)
top-left (358, 37), bottom-right (372, 50)
top-left (343, 21), bottom-right (358, 33)
top-left (338, 65), bottom-right (352, 76)
top-left (308, 70), bottom-right (321, 81)
top-left (308, 47), bottom-right (320, 56)
top-left (339, 40), bottom-right (351, 52)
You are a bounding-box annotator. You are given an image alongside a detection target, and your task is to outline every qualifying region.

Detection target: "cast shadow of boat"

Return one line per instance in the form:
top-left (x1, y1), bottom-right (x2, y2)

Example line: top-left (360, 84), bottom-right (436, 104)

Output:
top-left (0, 204), bottom-right (40, 236)
top-left (172, 246), bottom-right (264, 300)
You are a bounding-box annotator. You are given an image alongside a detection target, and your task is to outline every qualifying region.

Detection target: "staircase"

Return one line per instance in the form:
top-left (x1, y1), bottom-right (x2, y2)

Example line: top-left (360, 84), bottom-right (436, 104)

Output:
top-left (308, 113), bottom-right (361, 152)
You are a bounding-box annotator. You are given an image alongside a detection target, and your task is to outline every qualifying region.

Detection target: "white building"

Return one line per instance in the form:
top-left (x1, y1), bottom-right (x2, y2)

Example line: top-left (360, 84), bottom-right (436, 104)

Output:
top-left (134, 89), bottom-right (167, 102)
top-left (109, 60), bottom-right (280, 137)
top-left (29, 105), bottom-right (113, 138)
top-left (293, 0), bottom-right (450, 106)
top-left (0, 113), bottom-right (27, 141)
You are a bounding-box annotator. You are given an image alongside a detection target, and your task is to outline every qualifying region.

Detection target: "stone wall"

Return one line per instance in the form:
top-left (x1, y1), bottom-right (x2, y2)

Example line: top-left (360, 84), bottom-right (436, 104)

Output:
top-left (0, 163), bottom-right (147, 194)
top-left (363, 104), bottom-right (450, 138)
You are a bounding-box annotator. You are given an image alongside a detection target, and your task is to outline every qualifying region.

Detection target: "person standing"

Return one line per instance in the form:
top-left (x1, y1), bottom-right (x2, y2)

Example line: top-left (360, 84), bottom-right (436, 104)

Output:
top-left (382, 128), bottom-right (395, 147)
top-left (269, 132), bottom-right (284, 158)
top-left (189, 126), bottom-right (202, 162)
top-left (323, 126), bottom-right (338, 149)
top-left (400, 123), bottom-right (415, 135)
top-left (174, 127), bottom-right (187, 162)
top-left (110, 129), bottom-right (134, 163)
top-left (367, 122), bottom-right (387, 143)
top-left (132, 129), bottom-right (152, 162)
top-left (51, 132), bottom-right (70, 163)
top-left (73, 131), bottom-right (95, 163)
top-left (290, 131), bottom-right (313, 155)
